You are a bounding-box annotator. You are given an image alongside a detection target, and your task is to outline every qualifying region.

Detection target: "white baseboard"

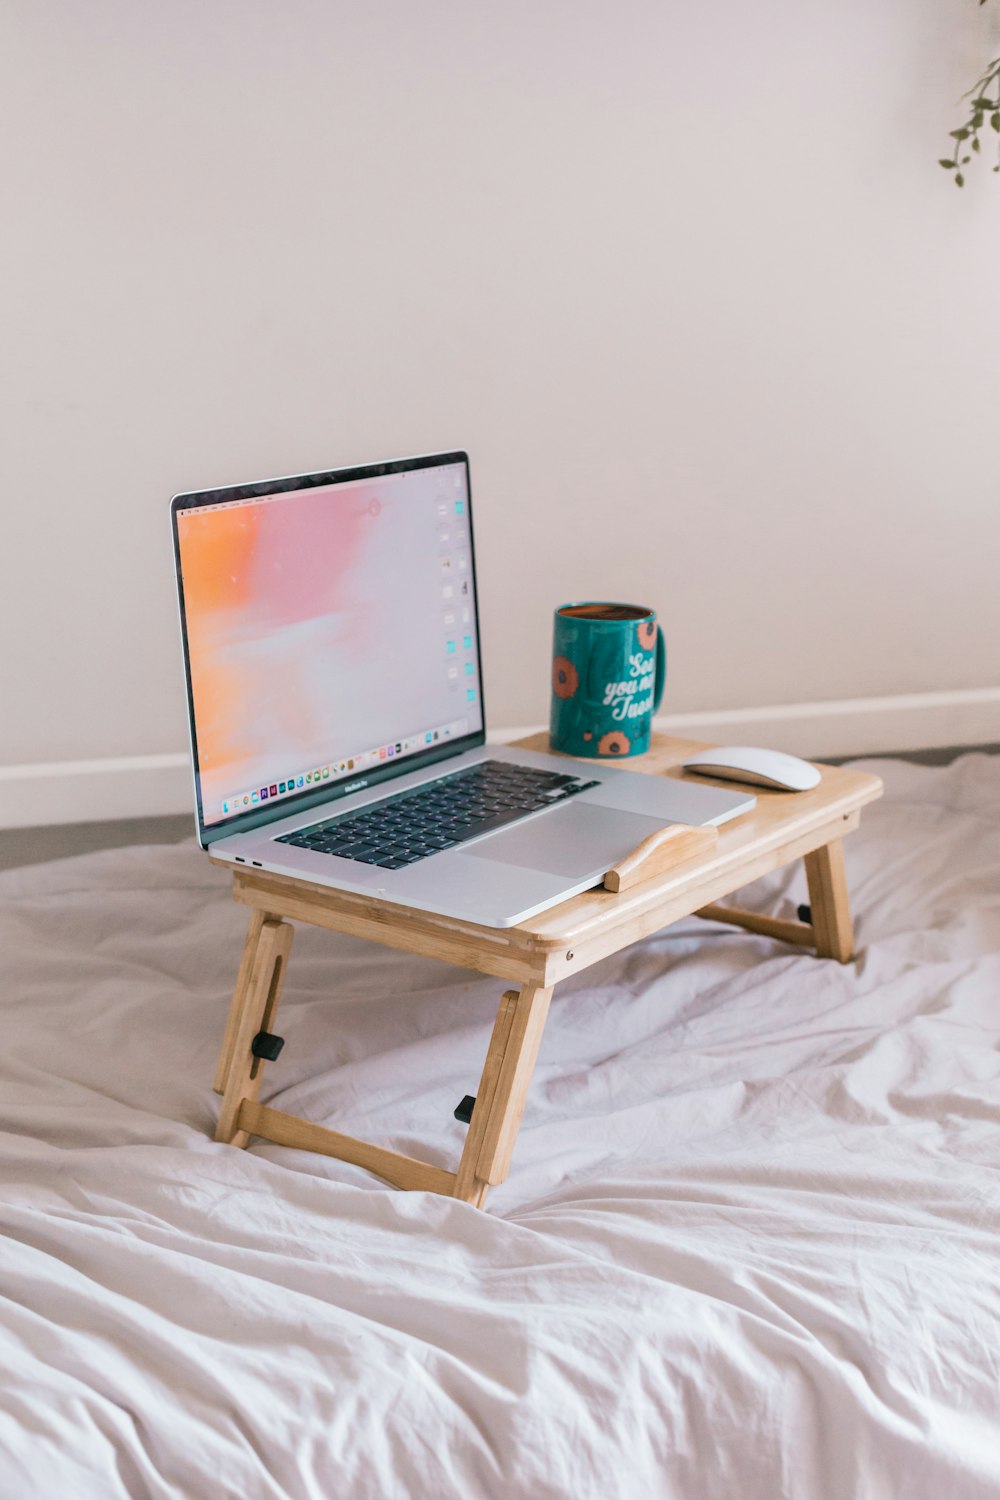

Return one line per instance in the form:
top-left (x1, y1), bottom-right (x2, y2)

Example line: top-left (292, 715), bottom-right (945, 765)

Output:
top-left (0, 752), bottom-right (196, 833)
top-left (665, 685), bottom-right (1000, 758)
top-left (497, 686), bottom-right (1000, 760)
top-left (3, 687), bottom-right (999, 831)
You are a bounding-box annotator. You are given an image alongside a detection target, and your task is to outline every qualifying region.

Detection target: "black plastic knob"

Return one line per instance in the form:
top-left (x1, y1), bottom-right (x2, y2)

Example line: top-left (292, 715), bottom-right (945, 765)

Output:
top-left (251, 1031), bottom-right (285, 1062)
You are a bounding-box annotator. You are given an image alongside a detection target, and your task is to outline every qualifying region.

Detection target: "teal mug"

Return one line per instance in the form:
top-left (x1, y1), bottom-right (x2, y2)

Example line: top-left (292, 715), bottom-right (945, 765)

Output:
top-left (550, 602), bottom-right (666, 758)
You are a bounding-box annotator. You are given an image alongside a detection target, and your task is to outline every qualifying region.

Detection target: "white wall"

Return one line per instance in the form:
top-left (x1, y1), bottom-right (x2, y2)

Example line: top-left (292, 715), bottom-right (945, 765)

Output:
top-left (2, 0), bottom-right (999, 823)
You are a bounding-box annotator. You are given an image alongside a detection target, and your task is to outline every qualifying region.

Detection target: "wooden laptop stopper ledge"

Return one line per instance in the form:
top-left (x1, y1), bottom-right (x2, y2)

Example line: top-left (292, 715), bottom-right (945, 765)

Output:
top-left (603, 823), bottom-right (719, 893)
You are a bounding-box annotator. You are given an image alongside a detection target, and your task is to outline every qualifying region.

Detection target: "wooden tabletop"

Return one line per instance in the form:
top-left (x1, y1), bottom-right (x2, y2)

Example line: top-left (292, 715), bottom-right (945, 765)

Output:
top-left (219, 734), bottom-right (882, 988)
top-left (508, 732), bottom-right (883, 972)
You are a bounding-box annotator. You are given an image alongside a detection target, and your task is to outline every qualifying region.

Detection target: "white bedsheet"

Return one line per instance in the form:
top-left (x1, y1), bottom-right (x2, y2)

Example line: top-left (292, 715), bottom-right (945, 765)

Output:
top-left (1, 755), bottom-right (999, 1499)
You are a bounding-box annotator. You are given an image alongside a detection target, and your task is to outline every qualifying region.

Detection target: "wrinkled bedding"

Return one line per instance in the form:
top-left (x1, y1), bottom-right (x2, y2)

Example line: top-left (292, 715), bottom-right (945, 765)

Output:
top-left (1, 754), bottom-right (999, 1499)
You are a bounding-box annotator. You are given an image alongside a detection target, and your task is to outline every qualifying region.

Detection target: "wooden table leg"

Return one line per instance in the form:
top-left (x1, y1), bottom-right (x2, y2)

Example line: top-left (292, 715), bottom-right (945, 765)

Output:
top-left (453, 990), bottom-right (518, 1208)
top-left (213, 909), bottom-right (268, 1095)
top-left (804, 839), bottom-right (854, 962)
top-left (454, 983), bottom-right (553, 1207)
top-left (216, 917), bottom-right (294, 1147)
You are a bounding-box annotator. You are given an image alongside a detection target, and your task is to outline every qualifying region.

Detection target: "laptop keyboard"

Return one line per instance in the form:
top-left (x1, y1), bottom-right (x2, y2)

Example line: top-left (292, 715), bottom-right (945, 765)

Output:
top-left (275, 759), bottom-right (600, 870)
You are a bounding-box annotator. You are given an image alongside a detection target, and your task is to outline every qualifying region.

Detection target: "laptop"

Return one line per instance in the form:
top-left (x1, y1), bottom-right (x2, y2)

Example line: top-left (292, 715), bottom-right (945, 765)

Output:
top-left (171, 450), bottom-right (754, 927)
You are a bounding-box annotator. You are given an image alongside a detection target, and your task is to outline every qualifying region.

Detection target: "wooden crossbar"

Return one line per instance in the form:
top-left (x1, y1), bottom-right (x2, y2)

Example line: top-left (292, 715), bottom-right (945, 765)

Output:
top-left (696, 904), bottom-right (816, 946)
top-left (238, 1101), bottom-right (458, 1196)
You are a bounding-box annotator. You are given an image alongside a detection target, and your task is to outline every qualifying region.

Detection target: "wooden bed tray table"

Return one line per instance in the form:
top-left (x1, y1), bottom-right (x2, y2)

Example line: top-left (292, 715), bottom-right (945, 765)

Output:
top-left (211, 733), bottom-right (883, 1209)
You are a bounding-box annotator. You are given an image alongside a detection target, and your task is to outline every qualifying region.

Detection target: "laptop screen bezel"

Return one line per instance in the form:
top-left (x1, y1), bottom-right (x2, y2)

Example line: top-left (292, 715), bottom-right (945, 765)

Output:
top-left (170, 449), bottom-right (486, 848)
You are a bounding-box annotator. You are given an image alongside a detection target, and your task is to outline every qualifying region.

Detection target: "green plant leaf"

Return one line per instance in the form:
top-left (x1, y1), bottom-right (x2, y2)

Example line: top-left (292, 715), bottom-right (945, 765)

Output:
top-left (992, 113), bottom-right (1000, 131)
top-left (955, 173), bottom-right (965, 186)
top-left (950, 128), bottom-right (971, 139)
top-left (973, 138), bottom-right (982, 152)
top-left (938, 158), bottom-right (956, 168)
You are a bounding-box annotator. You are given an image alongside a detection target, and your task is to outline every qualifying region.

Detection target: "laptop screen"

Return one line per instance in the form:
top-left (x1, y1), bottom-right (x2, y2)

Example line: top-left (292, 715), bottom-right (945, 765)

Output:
top-left (172, 452), bottom-right (484, 837)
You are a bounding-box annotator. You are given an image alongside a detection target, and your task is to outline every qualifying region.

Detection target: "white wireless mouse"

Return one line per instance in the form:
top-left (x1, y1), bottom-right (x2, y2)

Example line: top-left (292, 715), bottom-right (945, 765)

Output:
top-left (681, 745), bottom-right (821, 792)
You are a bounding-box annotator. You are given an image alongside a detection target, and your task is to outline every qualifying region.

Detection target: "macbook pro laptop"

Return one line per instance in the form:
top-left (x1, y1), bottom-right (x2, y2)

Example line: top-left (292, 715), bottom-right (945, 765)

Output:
top-left (171, 450), bottom-right (754, 927)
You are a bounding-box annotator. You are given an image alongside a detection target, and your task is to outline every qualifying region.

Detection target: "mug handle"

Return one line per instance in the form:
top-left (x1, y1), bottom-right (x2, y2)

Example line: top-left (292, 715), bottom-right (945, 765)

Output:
top-left (653, 626), bottom-right (667, 712)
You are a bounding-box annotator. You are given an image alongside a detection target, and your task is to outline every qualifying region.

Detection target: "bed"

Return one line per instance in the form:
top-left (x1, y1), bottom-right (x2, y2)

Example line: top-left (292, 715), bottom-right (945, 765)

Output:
top-left (1, 753), bottom-right (999, 1498)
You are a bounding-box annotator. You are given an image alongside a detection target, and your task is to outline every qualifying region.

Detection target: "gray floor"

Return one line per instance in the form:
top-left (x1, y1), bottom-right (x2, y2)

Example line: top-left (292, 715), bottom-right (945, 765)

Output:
top-left (1, 744), bottom-right (997, 874)
top-left (0, 815), bottom-right (197, 873)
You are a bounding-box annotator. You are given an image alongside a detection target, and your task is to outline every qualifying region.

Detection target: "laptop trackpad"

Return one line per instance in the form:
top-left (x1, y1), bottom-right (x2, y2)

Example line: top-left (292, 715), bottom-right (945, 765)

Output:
top-left (463, 803), bottom-right (669, 878)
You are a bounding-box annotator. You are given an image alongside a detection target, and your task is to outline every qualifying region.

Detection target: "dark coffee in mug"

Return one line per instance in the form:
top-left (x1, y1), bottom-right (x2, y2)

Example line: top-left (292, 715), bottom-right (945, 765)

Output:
top-left (558, 604), bottom-right (650, 622)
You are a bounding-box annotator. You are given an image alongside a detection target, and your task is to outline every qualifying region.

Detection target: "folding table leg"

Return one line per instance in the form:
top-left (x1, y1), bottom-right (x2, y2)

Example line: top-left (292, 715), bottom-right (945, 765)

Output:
top-left (803, 839), bottom-right (854, 962)
top-left (454, 983), bottom-right (553, 1207)
top-left (213, 909), bottom-right (268, 1095)
top-left (216, 917), bottom-right (294, 1147)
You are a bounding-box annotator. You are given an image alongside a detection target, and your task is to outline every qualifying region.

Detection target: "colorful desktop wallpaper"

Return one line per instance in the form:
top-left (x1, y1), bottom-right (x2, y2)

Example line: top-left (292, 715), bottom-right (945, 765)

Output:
top-left (176, 464), bottom-right (479, 824)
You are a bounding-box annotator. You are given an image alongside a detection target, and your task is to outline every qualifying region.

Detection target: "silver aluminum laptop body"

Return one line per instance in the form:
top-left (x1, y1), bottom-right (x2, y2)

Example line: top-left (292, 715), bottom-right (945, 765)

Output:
top-left (171, 451), bottom-right (754, 928)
